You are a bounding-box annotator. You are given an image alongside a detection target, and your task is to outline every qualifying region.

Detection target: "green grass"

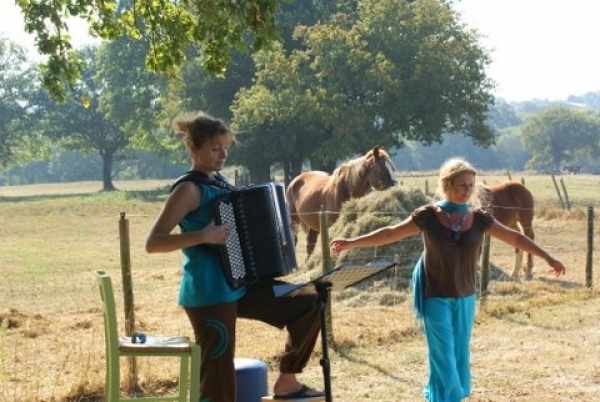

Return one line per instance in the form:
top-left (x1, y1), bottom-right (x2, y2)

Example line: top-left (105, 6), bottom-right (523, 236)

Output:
top-left (1, 174), bottom-right (600, 402)
top-left (397, 172), bottom-right (600, 208)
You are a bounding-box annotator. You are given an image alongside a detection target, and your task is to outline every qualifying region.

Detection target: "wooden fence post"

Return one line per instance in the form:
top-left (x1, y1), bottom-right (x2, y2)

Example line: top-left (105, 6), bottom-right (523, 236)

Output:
top-left (506, 170), bottom-right (512, 181)
top-left (425, 180), bottom-right (429, 195)
top-left (521, 177), bottom-right (525, 186)
top-left (393, 254), bottom-right (402, 290)
top-left (480, 233), bottom-right (491, 305)
top-left (119, 212), bottom-right (138, 394)
top-left (234, 169), bottom-right (239, 186)
top-left (550, 175), bottom-right (566, 210)
top-left (586, 206), bottom-right (594, 289)
top-left (319, 206), bottom-right (334, 345)
top-left (559, 177), bottom-right (571, 211)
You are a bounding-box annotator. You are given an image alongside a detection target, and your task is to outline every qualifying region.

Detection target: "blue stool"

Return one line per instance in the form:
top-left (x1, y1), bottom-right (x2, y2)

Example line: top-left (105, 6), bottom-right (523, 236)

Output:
top-left (235, 358), bottom-right (268, 402)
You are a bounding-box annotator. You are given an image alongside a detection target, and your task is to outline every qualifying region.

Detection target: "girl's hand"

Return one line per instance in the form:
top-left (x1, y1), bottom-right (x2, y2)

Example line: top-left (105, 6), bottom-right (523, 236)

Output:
top-left (547, 257), bottom-right (566, 277)
top-left (200, 222), bottom-right (230, 245)
top-left (330, 239), bottom-right (353, 256)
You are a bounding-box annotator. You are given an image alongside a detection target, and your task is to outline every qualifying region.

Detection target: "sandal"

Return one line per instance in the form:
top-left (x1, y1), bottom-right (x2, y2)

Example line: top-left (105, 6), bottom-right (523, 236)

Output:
top-left (273, 384), bottom-right (325, 400)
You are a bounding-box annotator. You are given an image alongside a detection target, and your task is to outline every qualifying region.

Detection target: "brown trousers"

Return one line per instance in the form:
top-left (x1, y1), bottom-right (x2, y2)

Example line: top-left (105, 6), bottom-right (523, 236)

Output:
top-left (184, 280), bottom-right (321, 402)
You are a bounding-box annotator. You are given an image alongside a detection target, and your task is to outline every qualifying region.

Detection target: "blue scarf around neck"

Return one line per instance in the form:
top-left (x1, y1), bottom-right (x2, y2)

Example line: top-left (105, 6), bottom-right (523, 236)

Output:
top-left (436, 199), bottom-right (469, 214)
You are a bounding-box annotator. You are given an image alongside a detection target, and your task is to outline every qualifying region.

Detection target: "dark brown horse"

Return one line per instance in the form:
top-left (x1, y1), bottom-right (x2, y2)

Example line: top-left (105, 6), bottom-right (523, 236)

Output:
top-left (286, 146), bottom-right (397, 258)
top-left (479, 182), bottom-right (535, 280)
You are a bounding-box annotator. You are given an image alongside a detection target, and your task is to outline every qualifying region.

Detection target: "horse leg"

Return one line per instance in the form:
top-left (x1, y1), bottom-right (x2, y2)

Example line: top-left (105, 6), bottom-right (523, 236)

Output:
top-left (306, 229), bottom-right (319, 259)
top-left (513, 249), bottom-right (523, 280)
top-left (509, 223), bottom-right (523, 280)
top-left (523, 225), bottom-right (535, 280)
top-left (290, 219), bottom-right (299, 248)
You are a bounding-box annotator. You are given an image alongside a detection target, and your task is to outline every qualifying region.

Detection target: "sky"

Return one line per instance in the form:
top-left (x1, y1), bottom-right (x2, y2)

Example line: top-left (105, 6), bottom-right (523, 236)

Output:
top-left (1, 0), bottom-right (600, 102)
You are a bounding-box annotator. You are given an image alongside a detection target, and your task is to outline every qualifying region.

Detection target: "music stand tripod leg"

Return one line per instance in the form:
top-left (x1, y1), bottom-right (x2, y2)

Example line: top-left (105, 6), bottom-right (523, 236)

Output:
top-left (315, 281), bottom-right (333, 402)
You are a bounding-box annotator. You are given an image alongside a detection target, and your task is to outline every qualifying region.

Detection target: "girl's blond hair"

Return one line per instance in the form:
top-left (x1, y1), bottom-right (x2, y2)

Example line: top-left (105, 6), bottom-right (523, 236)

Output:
top-left (436, 157), bottom-right (478, 199)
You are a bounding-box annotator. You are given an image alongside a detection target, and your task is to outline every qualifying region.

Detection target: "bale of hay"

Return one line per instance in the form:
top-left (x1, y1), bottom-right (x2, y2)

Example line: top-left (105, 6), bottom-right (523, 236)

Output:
top-left (303, 186), bottom-right (431, 289)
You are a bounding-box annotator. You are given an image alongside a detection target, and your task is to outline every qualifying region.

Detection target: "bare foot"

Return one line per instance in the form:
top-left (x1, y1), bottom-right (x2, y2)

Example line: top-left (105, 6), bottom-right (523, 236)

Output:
top-left (273, 373), bottom-right (302, 396)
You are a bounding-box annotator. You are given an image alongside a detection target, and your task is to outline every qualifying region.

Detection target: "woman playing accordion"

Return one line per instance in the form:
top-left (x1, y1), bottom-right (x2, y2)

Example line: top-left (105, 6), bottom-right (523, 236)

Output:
top-left (145, 111), bottom-right (324, 401)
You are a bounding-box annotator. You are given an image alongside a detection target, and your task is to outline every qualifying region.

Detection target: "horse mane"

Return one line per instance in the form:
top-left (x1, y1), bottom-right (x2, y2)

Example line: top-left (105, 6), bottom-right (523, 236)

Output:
top-left (328, 148), bottom-right (391, 197)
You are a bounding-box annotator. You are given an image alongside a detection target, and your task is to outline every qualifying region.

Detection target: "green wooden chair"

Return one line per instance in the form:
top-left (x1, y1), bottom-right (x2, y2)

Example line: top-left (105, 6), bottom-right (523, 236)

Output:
top-left (96, 270), bottom-right (200, 402)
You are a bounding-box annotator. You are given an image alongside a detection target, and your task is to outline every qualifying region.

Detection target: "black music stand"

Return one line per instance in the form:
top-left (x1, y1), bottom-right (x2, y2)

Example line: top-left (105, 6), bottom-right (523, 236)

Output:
top-left (273, 260), bottom-right (397, 402)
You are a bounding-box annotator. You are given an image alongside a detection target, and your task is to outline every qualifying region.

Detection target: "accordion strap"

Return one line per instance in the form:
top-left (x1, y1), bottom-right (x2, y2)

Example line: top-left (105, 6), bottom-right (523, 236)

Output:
top-left (170, 170), bottom-right (235, 193)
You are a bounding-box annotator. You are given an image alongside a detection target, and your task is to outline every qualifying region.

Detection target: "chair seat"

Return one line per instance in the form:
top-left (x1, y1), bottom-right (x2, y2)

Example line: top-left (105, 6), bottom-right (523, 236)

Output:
top-left (262, 396), bottom-right (325, 402)
top-left (119, 335), bottom-right (192, 353)
top-left (97, 270), bottom-right (200, 402)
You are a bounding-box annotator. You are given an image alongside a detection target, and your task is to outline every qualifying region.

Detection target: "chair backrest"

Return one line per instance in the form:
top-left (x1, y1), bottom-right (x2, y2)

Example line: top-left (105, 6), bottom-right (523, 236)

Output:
top-left (96, 271), bottom-right (120, 363)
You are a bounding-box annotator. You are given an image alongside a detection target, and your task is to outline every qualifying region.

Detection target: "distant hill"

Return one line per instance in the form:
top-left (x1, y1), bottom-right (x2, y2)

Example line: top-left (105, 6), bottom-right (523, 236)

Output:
top-left (509, 91), bottom-right (600, 114)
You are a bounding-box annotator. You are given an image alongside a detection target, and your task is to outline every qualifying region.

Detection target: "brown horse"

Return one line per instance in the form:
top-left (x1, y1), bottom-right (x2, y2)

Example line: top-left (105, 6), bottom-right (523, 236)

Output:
top-left (286, 146), bottom-right (397, 258)
top-left (479, 182), bottom-right (535, 280)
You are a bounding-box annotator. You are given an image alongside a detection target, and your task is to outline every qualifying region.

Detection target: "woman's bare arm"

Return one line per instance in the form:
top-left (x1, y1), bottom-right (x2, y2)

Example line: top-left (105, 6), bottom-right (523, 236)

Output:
top-left (145, 182), bottom-right (229, 253)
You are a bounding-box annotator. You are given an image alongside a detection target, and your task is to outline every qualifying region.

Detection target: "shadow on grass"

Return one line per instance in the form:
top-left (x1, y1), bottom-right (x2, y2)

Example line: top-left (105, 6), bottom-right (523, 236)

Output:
top-left (334, 342), bottom-right (405, 382)
top-left (0, 192), bottom-right (102, 203)
top-left (498, 312), bottom-right (576, 331)
top-left (123, 186), bottom-right (170, 202)
top-left (537, 276), bottom-right (583, 289)
top-left (483, 263), bottom-right (581, 289)
top-left (0, 186), bottom-right (169, 204)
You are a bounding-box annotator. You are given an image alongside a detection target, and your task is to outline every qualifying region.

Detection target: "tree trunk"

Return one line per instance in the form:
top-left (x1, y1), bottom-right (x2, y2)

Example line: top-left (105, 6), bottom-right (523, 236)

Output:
top-left (283, 161), bottom-right (291, 188)
top-left (101, 152), bottom-right (116, 191)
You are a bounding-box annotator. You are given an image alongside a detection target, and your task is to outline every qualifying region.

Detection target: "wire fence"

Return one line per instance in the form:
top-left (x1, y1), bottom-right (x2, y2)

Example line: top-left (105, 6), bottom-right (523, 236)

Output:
top-left (1, 175), bottom-right (599, 402)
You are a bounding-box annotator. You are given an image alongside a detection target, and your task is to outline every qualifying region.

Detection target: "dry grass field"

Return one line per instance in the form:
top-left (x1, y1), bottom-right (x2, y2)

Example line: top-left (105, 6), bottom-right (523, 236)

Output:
top-left (1, 172), bottom-right (599, 402)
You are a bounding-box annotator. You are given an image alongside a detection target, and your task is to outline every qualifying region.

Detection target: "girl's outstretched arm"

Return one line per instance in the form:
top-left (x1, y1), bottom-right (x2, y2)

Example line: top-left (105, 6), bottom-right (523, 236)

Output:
top-left (330, 215), bottom-right (420, 255)
top-left (487, 219), bottom-right (566, 277)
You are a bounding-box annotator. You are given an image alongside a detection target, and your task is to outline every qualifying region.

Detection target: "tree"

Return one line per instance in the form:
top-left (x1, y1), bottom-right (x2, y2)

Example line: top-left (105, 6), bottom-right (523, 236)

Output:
top-left (232, 0), bottom-right (495, 178)
top-left (0, 38), bottom-right (37, 166)
top-left (95, 35), bottom-right (166, 152)
top-left (521, 107), bottom-right (600, 172)
top-left (487, 98), bottom-right (521, 130)
top-left (33, 40), bottom-right (162, 190)
top-left (230, 45), bottom-right (323, 184)
top-left (16, 0), bottom-right (280, 100)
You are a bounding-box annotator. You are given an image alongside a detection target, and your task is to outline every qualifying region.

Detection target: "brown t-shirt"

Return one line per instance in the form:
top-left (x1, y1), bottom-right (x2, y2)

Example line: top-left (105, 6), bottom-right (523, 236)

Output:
top-left (411, 205), bottom-right (494, 298)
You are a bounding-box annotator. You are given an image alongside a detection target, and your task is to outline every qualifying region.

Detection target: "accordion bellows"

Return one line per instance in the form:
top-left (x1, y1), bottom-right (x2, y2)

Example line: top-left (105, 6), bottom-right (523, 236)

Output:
top-left (215, 183), bottom-right (297, 289)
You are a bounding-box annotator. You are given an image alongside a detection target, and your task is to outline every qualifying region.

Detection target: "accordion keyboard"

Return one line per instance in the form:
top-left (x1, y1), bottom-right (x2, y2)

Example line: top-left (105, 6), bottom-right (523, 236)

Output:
top-left (218, 202), bottom-right (246, 281)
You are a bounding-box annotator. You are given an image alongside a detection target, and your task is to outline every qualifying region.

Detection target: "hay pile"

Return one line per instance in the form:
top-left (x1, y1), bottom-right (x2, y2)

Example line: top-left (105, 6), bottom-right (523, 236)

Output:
top-left (302, 186), bottom-right (431, 288)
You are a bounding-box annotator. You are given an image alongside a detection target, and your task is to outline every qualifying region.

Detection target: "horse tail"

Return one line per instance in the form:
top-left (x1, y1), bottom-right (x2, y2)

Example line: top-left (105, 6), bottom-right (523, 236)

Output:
top-left (285, 178), bottom-right (300, 226)
top-left (285, 178), bottom-right (301, 247)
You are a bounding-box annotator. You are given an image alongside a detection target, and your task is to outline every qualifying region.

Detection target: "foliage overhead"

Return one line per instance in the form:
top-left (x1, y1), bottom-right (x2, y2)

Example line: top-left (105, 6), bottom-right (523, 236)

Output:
top-left (16, 0), bottom-right (280, 100)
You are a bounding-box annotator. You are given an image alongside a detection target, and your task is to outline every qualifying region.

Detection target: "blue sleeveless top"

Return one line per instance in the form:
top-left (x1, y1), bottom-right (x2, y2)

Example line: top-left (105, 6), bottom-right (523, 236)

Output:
top-left (177, 183), bottom-right (246, 307)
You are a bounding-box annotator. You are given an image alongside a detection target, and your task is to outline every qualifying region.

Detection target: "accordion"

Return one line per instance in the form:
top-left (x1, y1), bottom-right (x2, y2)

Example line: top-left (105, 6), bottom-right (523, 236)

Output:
top-left (214, 183), bottom-right (297, 289)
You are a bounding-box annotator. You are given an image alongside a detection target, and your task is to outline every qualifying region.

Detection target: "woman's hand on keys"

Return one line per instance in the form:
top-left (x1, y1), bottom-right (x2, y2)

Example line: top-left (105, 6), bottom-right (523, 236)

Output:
top-left (199, 222), bottom-right (230, 245)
